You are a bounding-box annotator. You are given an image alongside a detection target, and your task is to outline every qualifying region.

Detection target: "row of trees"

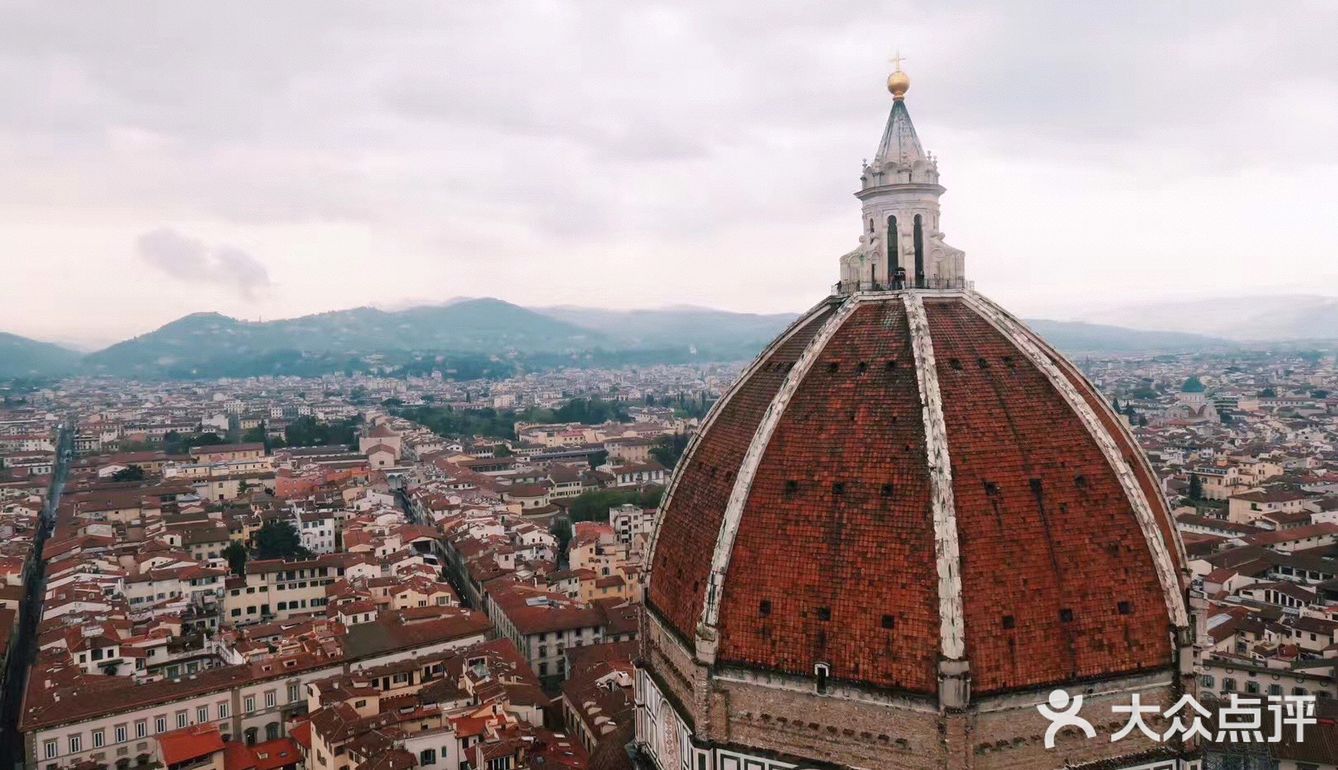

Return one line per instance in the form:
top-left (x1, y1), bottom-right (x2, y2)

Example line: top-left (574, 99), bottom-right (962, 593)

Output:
top-left (396, 397), bottom-right (631, 441)
top-left (132, 416), bottom-right (360, 457)
top-left (158, 430), bottom-right (226, 455)
top-left (280, 416), bottom-right (360, 447)
top-left (564, 485), bottom-right (665, 523)
top-left (399, 406), bottom-right (526, 440)
top-left (651, 391), bottom-right (716, 420)
top-left (551, 485), bottom-right (665, 554)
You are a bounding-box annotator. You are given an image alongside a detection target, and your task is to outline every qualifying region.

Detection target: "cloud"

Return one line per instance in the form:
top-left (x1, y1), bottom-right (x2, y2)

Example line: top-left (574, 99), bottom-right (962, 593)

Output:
top-left (0, 2), bottom-right (1336, 344)
top-left (137, 228), bottom-right (271, 300)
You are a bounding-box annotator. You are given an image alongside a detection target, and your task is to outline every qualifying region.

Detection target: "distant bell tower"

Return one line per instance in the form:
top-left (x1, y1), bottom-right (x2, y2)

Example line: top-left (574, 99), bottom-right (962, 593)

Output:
top-left (840, 56), bottom-right (966, 292)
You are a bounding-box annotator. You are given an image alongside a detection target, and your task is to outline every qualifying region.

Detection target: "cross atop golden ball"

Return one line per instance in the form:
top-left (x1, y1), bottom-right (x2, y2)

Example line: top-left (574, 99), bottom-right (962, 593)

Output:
top-left (888, 51), bottom-right (910, 100)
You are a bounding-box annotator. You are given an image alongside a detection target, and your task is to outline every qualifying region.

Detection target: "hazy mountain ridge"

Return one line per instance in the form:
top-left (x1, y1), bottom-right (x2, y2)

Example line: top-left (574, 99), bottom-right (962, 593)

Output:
top-left (1022, 320), bottom-right (1232, 354)
top-left (1079, 294), bottom-right (1338, 341)
top-left (82, 299), bottom-right (605, 376)
top-left (0, 332), bottom-right (82, 377)
top-left (539, 305), bottom-right (796, 355)
top-left (0, 296), bottom-right (1291, 381)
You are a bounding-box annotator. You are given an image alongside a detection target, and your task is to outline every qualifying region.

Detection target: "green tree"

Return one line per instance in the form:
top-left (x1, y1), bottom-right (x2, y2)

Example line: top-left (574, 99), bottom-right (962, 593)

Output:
top-left (552, 519), bottom-right (573, 558)
top-left (672, 393), bottom-right (716, 419)
top-left (552, 398), bottom-right (630, 424)
top-left (243, 424), bottom-right (267, 443)
top-left (164, 431), bottom-right (225, 455)
top-left (398, 406), bottom-right (519, 440)
top-left (565, 485), bottom-right (665, 523)
top-left (587, 449), bottom-right (609, 469)
top-left (649, 433), bottom-right (690, 469)
top-left (1188, 473), bottom-right (1203, 501)
top-left (111, 465), bottom-right (145, 482)
top-left (223, 541), bottom-right (249, 576)
top-left (638, 485), bottom-right (665, 508)
top-left (253, 521), bottom-right (312, 561)
top-left (284, 416), bottom-right (358, 448)
top-left (190, 432), bottom-right (226, 447)
top-left (162, 430), bottom-right (184, 454)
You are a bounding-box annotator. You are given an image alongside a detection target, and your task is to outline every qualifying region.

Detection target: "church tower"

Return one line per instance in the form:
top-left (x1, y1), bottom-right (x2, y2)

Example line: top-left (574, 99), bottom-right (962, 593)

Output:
top-left (840, 58), bottom-right (965, 291)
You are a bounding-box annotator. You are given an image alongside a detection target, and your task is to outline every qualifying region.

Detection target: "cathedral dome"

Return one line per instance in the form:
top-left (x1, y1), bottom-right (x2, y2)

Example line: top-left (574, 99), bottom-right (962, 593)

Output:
top-left (633, 66), bottom-right (1196, 770)
top-left (646, 290), bottom-right (1188, 698)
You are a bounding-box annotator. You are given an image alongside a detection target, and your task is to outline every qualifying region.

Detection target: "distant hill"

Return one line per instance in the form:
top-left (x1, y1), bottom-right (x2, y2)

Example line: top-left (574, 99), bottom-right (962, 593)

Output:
top-left (1079, 294), bottom-right (1338, 341)
top-left (0, 332), bottom-right (80, 378)
top-left (1023, 319), bottom-right (1233, 354)
top-left (538, 305), bottom-right (796, 359)
top-left (542, 305), bottom-right (1230, 356)
top-left (83, 298), bottom-right (605, 377)
top-left (12, 297), bottom-right (1246, 380)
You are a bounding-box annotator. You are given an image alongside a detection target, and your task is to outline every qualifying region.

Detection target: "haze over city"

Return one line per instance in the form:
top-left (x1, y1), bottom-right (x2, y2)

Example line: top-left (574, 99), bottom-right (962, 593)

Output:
top-left (2, 1), bottom-right (1337, 348)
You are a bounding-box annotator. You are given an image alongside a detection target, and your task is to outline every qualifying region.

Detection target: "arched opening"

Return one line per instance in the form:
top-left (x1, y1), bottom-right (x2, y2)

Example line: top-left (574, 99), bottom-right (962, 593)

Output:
top-left (913, 214), bottom-right (924, 287)
top-left (244, 727), bottom-right (259, 746)
top-left (868, 219), bottom-right (877, 286)
top-left (886, 215), bottom-right (899, 278)
top-left (265, 722), bottom-right (281, 741)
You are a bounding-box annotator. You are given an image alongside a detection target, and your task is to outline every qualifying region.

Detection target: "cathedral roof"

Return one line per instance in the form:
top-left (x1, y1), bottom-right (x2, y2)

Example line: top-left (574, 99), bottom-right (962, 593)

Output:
top-left (873, 98), bottom-right (927, 169)
top-left (646, 290), bottom-right (1189, 697)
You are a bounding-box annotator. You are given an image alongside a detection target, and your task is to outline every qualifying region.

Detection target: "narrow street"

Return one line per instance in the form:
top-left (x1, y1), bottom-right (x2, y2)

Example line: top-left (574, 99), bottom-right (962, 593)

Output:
top-left (393, 484), bottom-right (476, 611)
top-left (0, 424), bottom-right (72, 770)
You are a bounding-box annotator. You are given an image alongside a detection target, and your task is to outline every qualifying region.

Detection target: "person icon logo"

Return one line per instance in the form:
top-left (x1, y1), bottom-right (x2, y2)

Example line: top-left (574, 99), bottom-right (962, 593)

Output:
top-left (1037, 689), bottom-right (1097, 749)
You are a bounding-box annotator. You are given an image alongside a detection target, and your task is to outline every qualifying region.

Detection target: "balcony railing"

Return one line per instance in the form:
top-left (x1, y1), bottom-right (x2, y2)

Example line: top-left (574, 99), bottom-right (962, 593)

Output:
top-left (833, 277), bottom-right (974, 294)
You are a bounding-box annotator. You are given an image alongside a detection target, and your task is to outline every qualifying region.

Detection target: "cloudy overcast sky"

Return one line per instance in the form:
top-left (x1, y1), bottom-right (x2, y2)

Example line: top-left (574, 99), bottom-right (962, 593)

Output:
top-left (1, 1), bottom-right (1336, 347)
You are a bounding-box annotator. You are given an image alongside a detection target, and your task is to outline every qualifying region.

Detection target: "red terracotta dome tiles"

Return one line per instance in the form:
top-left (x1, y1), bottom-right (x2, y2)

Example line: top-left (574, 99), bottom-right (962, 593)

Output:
top-left (716, 300), bottom-right (940, 693)
top-left (648, 302), bottom-right (839, 642)
top-left (1042, 344), bottom-right (1188, 577)
top-left (647, 292), bottom-right (1181, 697)
top-left (923, 299), bottom-right (1173, 694)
